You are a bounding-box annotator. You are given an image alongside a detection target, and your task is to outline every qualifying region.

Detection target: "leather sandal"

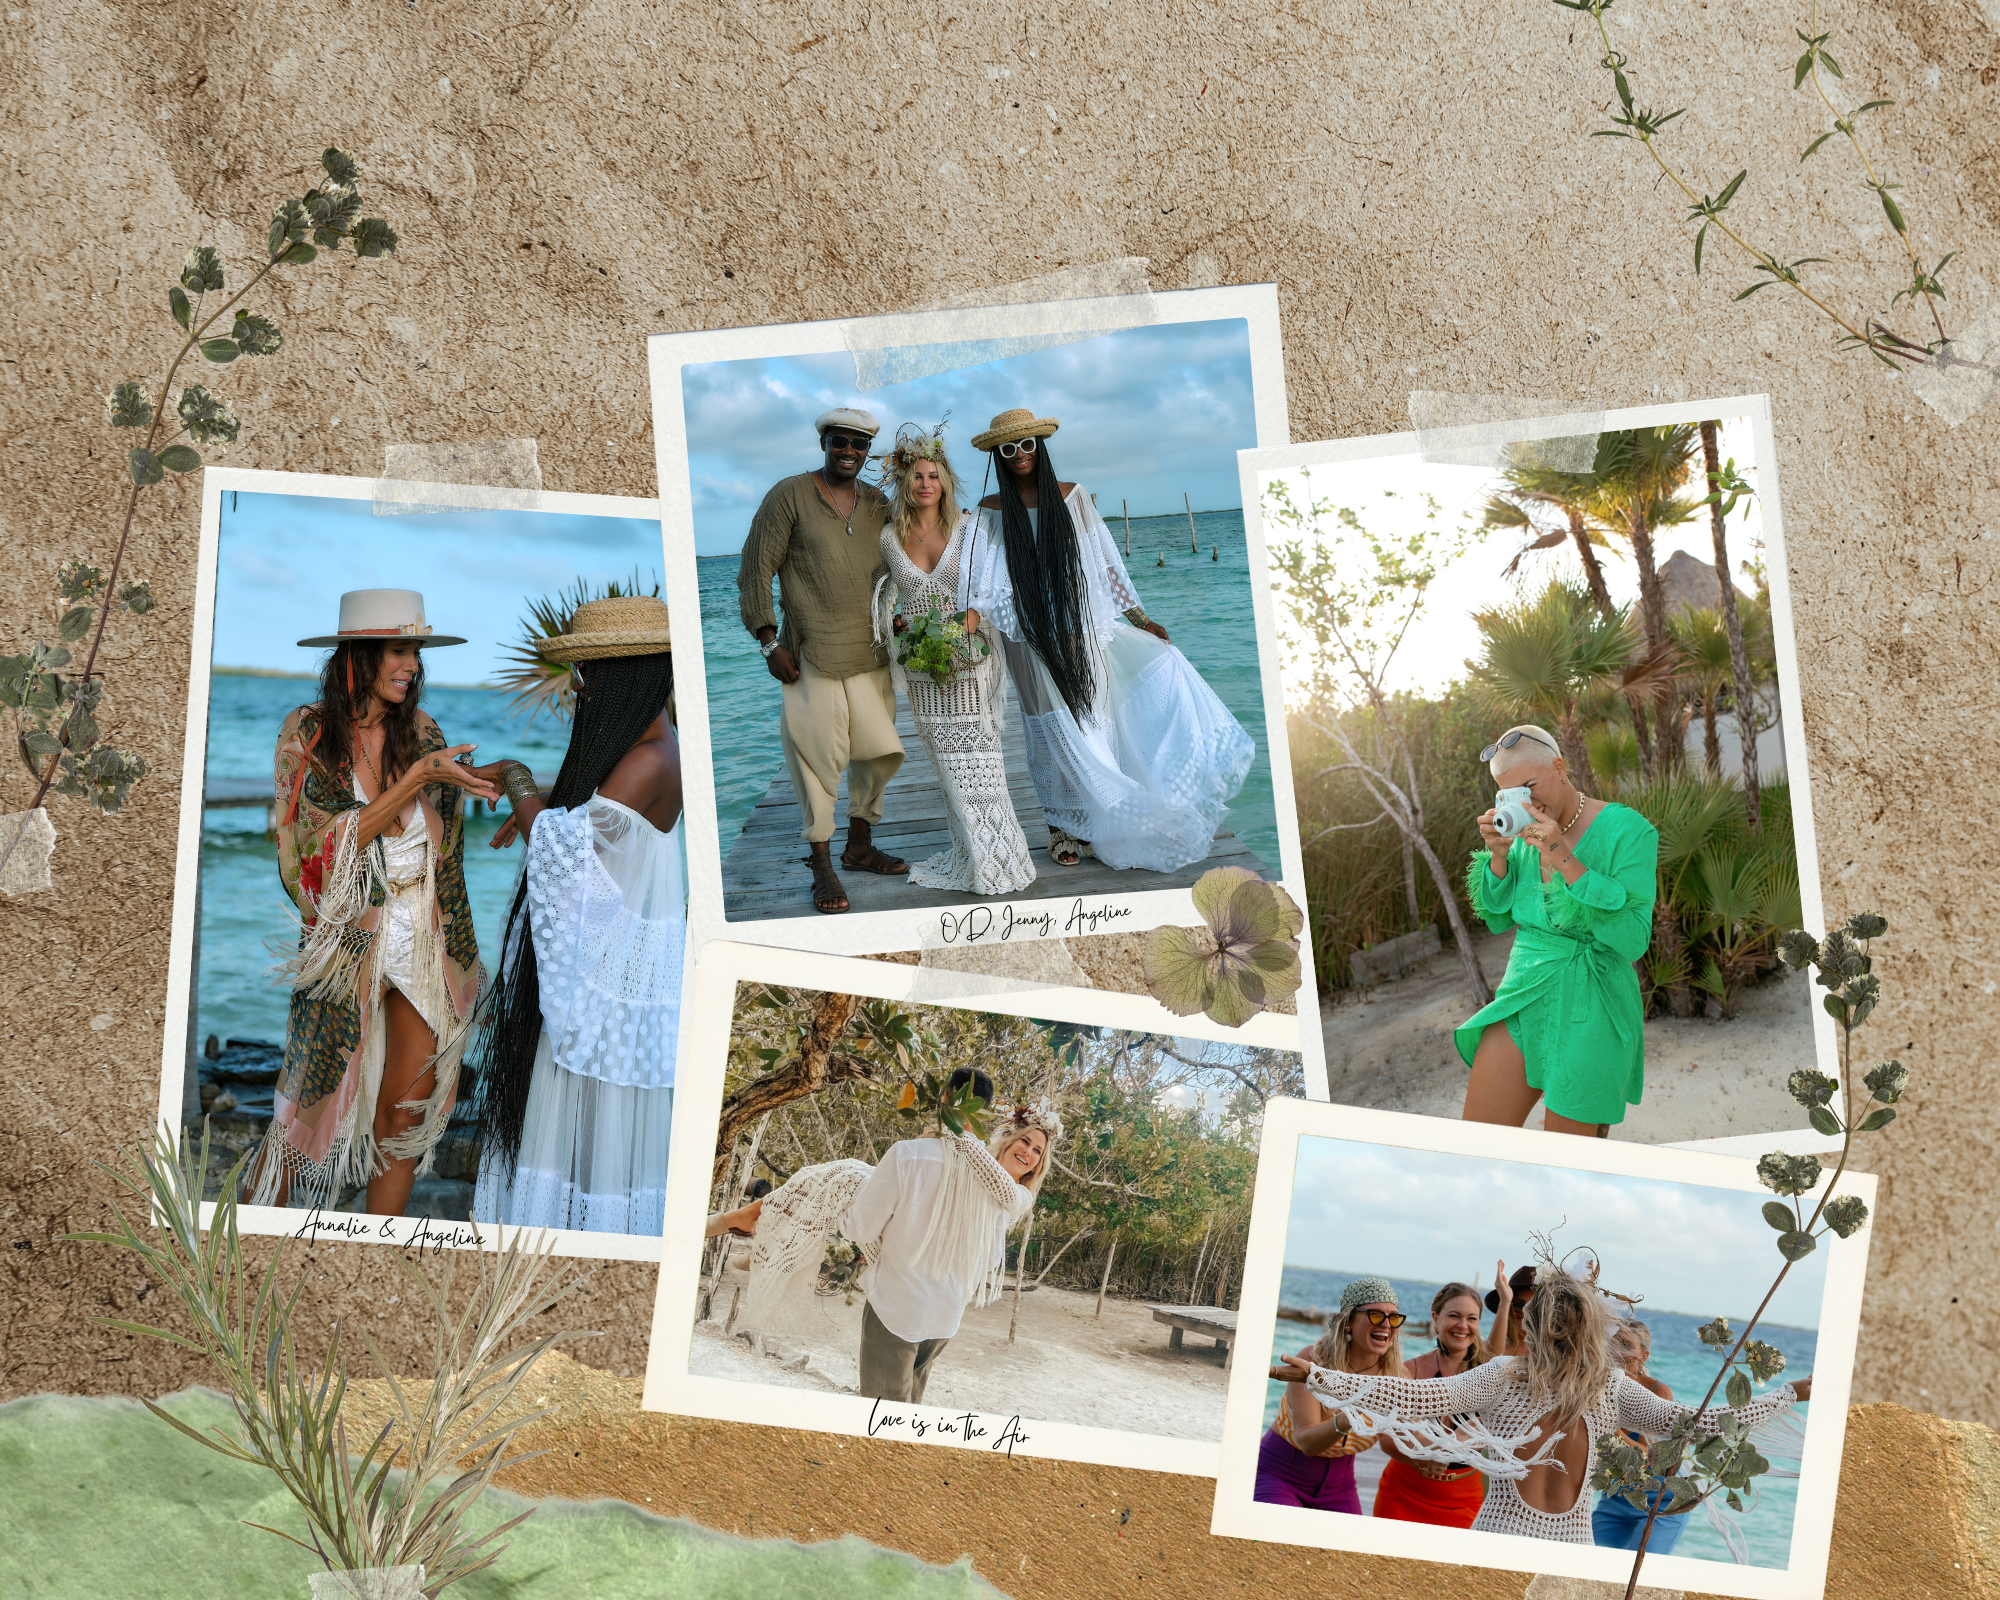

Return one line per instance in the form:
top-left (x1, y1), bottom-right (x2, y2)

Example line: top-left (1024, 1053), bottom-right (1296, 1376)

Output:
top-left (840, 818), bottom-right (908, 876)
top-left (805, 846), bottom-right (849, 913)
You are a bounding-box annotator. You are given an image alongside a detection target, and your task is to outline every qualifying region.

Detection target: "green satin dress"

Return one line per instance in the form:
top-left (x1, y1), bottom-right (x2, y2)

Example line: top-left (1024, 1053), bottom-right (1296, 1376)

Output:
top-left (1453, 802), bottom-right (1659, 1125)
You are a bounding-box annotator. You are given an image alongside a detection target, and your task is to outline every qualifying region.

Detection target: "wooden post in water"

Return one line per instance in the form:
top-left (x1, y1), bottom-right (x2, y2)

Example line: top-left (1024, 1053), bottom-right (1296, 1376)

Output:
top-left (1123, 498), bottom-right (1131, 558)
top-left (1185, 491), bottom-right (1198, 554)
top-left (1095, 1237), bottom-right (1118, 1318)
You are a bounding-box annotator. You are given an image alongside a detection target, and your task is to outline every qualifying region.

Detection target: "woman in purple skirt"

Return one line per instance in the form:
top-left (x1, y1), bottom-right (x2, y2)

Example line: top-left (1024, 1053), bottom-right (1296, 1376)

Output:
top-left (1255, 1277), bottom-right (1405, 1512)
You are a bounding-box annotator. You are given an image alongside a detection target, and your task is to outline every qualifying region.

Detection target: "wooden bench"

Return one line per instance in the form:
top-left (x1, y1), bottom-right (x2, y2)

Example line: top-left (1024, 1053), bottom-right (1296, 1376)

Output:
top-left (1150, 1304), bottom-right (1238, 1368)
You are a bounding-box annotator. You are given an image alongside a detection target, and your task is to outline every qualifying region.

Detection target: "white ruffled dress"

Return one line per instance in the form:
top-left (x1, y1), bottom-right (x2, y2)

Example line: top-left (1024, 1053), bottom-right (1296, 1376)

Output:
top-left (472, 795), bottom-right (686, 1237)
top-left (967, 486), bottom-right (1255, 872)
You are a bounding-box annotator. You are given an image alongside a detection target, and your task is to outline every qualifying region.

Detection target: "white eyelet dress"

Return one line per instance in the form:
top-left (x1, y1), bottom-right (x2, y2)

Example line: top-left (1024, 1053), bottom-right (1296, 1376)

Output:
top-left (1298, 1357), bottom-right (1802, 1544)
top-left (472, 795), bottom-right (685, 1236)
top-left (967, 486), bottom-right (1255, 872)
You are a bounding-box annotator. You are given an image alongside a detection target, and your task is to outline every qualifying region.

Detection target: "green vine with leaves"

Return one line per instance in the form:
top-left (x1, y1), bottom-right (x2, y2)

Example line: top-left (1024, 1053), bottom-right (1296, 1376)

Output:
top-left (1558, 0), bottom-right (1973, 370)
top-left (0, 147), bottom-right (396, 883)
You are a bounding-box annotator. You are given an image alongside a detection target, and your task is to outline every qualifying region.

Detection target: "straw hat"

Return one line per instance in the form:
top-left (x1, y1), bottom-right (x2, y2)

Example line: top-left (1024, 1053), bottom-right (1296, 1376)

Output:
top-left (536, 595), bottom-right (673, 662)
top-left (298, 588), bottom-right (465, 649)
top-left (970, 407), bottom-right (1060, 451)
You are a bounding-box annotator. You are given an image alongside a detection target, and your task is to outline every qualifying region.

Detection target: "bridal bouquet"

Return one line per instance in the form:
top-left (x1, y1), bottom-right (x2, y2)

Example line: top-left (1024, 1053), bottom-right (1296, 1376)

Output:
top-left (896, 606), bottom-right (989, 685)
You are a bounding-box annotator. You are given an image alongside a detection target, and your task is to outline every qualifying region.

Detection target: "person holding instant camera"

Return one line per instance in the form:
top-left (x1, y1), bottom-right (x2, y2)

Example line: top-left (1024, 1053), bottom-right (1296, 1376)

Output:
top-left (1453, 725), bottom-right (1659, 1138)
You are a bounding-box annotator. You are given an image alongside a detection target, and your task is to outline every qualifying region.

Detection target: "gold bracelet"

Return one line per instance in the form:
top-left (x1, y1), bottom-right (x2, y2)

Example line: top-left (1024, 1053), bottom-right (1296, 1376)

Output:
top-left (500, 763), bottom-right (540, 809)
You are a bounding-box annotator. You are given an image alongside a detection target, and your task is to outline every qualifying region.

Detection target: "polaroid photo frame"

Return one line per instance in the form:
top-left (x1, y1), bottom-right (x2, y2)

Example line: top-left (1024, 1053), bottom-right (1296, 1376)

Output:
top-left (642, 940), bottom-right (1306, 1475)
top-left (1212, 1099), bottom-right (1871, 1600)
top-left (1240, 395), bottom-right (1837, 1157)
top-left (648, 285), bottom-right (1314, 1005)
top-left (158, 467), bottom-right (687, 1262)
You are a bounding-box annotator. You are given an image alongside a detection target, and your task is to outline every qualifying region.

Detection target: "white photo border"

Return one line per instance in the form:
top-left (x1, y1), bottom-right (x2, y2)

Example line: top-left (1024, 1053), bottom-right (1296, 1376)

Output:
top-left (642, 938), bottom-right (1306, 1475)
top-left (160, 467), bottom-right (687, 1262)
top-left (648, 286), bottom-right (1318, 1055)
top-left (1237, 394), bottom-right (1839, 1159)
top-left (1210, 1098), bottom-right (1872, 1600)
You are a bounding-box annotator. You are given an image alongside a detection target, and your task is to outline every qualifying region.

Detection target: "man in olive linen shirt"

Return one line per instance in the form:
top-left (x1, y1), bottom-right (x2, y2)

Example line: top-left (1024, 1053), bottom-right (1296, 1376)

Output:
top-left (737, 407), bottom-right (909, 913)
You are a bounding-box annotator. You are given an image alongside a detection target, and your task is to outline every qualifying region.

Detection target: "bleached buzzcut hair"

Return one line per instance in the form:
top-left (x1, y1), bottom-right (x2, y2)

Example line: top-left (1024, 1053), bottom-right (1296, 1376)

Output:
top-left (1488, 724), bottom-right (1564, 782)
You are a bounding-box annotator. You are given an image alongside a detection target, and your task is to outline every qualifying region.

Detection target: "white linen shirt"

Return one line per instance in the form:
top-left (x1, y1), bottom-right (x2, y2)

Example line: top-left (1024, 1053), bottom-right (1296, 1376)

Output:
top-left (841, 1138), bottom-right (1006, 1344)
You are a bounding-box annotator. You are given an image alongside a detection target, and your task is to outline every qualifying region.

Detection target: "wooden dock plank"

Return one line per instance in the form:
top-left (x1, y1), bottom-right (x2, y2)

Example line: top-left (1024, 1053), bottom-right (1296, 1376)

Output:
top-left (719, 691), bottom-right (1263, 922)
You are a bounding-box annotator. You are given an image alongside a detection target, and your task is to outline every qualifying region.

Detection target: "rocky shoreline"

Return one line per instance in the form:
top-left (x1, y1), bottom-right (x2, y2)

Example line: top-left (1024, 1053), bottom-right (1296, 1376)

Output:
top-left (189, 1036), bottom-right (480, 1219)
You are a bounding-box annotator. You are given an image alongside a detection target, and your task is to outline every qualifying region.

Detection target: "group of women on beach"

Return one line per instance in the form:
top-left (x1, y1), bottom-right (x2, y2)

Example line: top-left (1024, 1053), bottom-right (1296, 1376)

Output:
top-left (1257, 1259), bottom-right (1811, 1550)
top-left (249, 587), bottom-right (684, 1237)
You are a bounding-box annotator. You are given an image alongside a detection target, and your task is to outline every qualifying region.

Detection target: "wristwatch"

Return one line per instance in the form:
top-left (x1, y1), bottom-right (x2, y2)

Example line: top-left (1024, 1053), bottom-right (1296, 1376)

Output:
top-left (758, 637), bottom-right (781, 659)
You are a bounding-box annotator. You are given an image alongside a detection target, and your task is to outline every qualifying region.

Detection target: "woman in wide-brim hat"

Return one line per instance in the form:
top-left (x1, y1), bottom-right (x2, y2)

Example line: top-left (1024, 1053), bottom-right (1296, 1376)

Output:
top-left (471, 594), bottom-right (686, 1237)
top-left (253, 589), bottom-right (512, 1216)
top-left (963, 407), bottom-right (1255, 872)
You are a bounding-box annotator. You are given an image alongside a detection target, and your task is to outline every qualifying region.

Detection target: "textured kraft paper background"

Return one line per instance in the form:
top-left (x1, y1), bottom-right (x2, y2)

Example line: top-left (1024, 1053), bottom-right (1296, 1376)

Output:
top-left (0, 0), bottom-right (1995, 1595)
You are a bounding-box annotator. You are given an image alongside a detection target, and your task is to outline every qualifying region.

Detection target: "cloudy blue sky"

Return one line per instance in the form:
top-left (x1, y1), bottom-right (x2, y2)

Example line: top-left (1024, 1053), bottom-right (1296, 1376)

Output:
top-left (211, 491), bottom-right (666, 682)
top-left (680, 318), bottom-right (1257, 557)
top-left (1284, 1137), bottom-right (1830, 1329)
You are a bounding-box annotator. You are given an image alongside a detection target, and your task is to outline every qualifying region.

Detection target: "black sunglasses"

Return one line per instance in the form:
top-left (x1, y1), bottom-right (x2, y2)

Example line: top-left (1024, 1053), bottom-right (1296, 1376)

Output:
top-left (822, 432), bottom-right (875, 452)
top-left (996, 437), bottom-right (1038, 459)
top-left (1480, 729), bottom-right (1559, 764)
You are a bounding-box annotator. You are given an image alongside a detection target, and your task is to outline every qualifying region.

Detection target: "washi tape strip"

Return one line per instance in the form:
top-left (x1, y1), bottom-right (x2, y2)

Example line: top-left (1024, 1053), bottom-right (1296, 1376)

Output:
top-left (1408, 391), bottom-right (1608, 474)
top-left (372, 439), bottom-right (544, 515)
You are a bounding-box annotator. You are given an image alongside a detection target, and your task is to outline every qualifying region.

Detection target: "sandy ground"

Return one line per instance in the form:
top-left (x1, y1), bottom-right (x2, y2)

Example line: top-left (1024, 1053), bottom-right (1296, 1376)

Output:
top-left (690, 1272), bottom-right (1232, 1442)
top-left (1321, 929), bottom-right (1818, 1143)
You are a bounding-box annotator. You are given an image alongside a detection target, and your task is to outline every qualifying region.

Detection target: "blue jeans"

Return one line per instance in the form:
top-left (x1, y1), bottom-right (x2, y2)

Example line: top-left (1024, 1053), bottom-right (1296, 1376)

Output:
top-left (1593, 1485), bottom-right (1689, 1552)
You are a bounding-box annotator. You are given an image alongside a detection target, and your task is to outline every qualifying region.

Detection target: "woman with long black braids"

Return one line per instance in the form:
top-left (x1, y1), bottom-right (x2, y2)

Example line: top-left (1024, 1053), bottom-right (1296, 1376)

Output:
top-left (471, 596), bottom-right (685, 1236)
top-left (965, 408), bottom-right (1253, 871)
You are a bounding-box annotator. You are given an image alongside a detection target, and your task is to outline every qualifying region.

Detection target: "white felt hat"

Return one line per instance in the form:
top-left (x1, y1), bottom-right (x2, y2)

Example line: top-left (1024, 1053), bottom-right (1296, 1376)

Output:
top-left (814, 406), bottom-right (881, 437)
top-left (297, 589), bottom-right (466, 649)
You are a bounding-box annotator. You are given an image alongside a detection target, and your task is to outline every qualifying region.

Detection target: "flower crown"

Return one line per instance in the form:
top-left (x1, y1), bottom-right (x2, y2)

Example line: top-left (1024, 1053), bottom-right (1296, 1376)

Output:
top-left (1530, 1239), bottom-right (1641, 1312)
top-left (998, 1096), bottom-right (1064, 1145)
top-left (877, 416), bottom-right (952, 485)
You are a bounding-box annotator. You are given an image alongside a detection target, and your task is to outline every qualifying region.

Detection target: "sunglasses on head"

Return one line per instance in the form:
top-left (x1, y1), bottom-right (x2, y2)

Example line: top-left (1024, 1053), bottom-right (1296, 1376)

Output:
top-left (996, 437), bottom-right (1038, 459)
top-left (822, 432), bottom-right (874, 452)
top-left (1479, 728), bottom-right (1559, 764)
top-left (1356, 1309), bottom-right (1407, 1329)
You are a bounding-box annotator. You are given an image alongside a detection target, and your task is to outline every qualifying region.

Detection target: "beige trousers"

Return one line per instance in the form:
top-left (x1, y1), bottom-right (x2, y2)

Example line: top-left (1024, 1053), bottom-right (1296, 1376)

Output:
top-left (858, 1301), bottom-right (950, 1403)
top-left (779, 658), bottom-right (904, 843)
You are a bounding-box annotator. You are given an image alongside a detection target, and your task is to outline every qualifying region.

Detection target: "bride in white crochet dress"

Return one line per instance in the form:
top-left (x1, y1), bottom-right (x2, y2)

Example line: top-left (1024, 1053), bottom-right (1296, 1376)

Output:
top-left (1271, 1265), bottom-right (1812, 1545)
top-left (871, 427), bottom-right (1036, 897)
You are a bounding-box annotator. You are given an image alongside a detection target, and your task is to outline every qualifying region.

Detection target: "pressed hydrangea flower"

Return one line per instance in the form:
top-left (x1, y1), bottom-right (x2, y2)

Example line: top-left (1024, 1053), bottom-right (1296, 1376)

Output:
top-left (1142, 867), bottom-right (1303, 1027)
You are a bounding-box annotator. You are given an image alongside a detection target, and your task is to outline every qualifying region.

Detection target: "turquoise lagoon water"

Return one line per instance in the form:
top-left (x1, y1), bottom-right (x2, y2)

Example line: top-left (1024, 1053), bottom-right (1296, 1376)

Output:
top-left (1260, 1266), bottom-right (1816, 1570)
top-left (195, 674), bottom-right (580, 1050)
top-left (703, 506), bottom-right (1281, 873)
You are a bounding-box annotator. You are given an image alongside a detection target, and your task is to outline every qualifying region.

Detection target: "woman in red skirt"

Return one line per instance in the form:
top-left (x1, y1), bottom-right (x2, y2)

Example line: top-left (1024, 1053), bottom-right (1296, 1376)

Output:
top-left (1372, 1282), bottom-right (1489, 1527)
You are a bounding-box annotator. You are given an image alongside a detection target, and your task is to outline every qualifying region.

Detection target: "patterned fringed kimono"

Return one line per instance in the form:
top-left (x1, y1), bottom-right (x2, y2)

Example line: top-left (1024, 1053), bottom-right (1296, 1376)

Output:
top-left (251, 705), bottom-right (484, 1208)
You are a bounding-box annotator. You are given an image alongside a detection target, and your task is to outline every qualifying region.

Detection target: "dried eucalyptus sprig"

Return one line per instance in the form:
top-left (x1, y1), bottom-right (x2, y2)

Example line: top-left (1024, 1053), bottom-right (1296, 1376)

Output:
top-left (67, 1122), bottom-right (592, 1597)
top-left (1596, 911), bottom-right (1898, 1597)
top-left (0, 148), bottom-right (397, 885)
top-left (1556, 0), bottom-right (1985, 374)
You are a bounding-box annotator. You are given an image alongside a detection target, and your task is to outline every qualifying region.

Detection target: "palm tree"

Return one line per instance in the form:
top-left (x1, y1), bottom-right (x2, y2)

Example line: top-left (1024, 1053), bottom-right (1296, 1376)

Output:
top-left (1502, 428), bottom-right (1703, 775)
top-left (1478, 492), bottom-right (1619, 619)
top-left (1619, 771), bottom-right (1747, 1020)
top-left (1699, 420), bottom-right (1764, 834)
top-left (1466, 580), bottom-right (1642, 784)
top-left (1669, 606), bottom-right (1735, 776)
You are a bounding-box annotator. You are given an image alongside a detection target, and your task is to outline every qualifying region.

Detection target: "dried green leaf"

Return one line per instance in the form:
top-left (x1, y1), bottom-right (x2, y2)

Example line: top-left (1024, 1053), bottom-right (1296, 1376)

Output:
top-left (1693, 221), bottom-right (1708, 273)
top-left (58, 606), bottom-right (94, 642)
top-left (177, 385), bottom-right (241, 445)
top-left (200, 338), bottom-right (239, 365)
top-left (1880, 188), bottom-right (1907, 234)
top-left (1808, 1104), bottom-right (1842, 1138)
top-left (169, 286), bottom-right (191, 329)
top-left (157, 445), bottom-right (202, 474)
top-left (180, 246), bottom-right (224, 293)
top-left (1761, 1201), bottom-right (1793, 1231)
top-left (1801, 130), bottom-right (1837, 161)
top-left (1823, 1194), bottom-right (1869, 1238)
top-left (1777, 1230), bottom-right (1817, 1261)
top-left (106, 382), bottom-right (154, 430)
top-left (268, 197), bottom-right (310, 258)
top-left (127, 447), bottom-right (164, 487)
top-left (351, 216), bottom-right (399, 258)
top-left (1727, 1369), bottom-right (1752, 1408)
top-left (1859, 1106), bottom-right (1896, 1132)
top-left (321, 146), bottom-right (359, 185)
top-left (231, 312), bottom-right (282, 357)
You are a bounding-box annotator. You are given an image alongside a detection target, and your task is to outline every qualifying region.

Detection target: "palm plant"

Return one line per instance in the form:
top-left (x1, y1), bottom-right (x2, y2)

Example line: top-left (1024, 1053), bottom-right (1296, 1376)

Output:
top-left (1679, 837), bottom-right (1803, 1015)
top-left (1478, 491), bottom-right (1621, 618)
top-left (1466, 579), bottom-right (1642, 782)
top-left (1620, 771), bottom-right (1747, 1018)
top-left (1502, 429), bottom-right (1703, 775)
top-left (1669, 606), bottom-right (1736, 776)
top-left (1586, 723), bottom-right (1641, 793)
top-left (494, 569), bottom-right (662, 723)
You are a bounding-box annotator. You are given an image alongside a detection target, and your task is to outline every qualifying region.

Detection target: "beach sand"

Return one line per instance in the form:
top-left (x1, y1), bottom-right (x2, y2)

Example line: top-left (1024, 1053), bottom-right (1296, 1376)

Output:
top-left (1321, 929), bottom-right (1818, 1143)
top-left (690, 1273), bottom-right (1231, 1442)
